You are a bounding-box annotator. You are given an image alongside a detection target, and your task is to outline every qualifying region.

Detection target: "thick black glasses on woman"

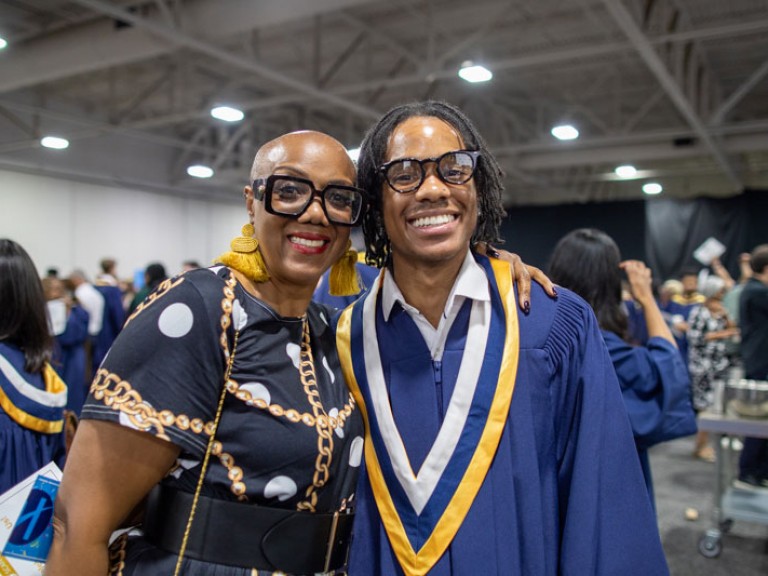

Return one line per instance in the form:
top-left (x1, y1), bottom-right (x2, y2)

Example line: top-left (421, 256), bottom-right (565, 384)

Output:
top-left (379, 149), bottom-right (481, 194)
top-left (254, 175), bottom-right (366, 226)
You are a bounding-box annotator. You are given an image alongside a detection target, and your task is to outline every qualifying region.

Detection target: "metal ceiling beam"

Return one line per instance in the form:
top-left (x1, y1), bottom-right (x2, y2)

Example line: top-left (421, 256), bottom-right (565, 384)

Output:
top-left (0, 0), bottom-right (380, 95)
top-left (600, 0), bottom-right (742, 190)
top-left (69, 0), bottom-right (381, 121)
top-left (511, 132), bottom-right (768, 171)
top-left (711, 58), bottom-right (768, 125)
top-left (0, 100), bottom-right (217, 155)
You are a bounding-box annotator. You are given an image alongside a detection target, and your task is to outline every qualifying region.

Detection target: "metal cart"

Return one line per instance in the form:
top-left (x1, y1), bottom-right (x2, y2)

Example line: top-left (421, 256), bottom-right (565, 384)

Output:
top-left (696, 412), bottom-right (768, 558)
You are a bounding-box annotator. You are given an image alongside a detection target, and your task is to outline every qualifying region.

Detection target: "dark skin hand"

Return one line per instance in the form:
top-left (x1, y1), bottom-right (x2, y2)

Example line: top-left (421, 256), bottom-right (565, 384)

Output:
top-left (474, 242), bottom-right (557, 313)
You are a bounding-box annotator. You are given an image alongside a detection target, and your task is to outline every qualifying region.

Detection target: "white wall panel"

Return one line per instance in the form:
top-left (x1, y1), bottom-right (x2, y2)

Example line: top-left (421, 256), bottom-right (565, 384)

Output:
top-left (0, 170), bottom-right (242, 282)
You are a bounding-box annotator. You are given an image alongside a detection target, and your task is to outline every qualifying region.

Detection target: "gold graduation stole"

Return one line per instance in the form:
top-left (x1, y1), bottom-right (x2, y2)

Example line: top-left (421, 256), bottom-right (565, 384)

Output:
top-left (337, 256), bottom-right (519, 575)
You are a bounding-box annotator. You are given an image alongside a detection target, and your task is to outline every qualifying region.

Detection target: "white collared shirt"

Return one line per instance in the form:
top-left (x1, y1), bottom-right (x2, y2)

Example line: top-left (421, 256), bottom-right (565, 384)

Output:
top-left (75, 282), bottom-right (105, 336)
top-left (381, 250), bottom-right (490, 361)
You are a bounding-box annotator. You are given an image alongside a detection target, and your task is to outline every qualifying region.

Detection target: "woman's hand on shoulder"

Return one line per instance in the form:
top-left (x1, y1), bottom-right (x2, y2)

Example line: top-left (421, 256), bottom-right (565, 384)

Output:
top-left (475, 243), bottom-right (557, 313)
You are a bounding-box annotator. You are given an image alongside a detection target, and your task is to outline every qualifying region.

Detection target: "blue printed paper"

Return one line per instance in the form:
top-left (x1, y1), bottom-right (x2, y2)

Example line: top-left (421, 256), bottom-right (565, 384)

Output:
top-left (2, 475), bottom-right (60, 563)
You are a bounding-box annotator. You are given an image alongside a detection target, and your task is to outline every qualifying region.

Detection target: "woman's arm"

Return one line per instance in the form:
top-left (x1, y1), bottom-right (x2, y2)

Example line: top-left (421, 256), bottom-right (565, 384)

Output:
top-left (621, 260), bottom-right (677, 347)
top-left (46, 419), bottom-right (180, 576)
top-left (704, 327), bottom-right (740, 341)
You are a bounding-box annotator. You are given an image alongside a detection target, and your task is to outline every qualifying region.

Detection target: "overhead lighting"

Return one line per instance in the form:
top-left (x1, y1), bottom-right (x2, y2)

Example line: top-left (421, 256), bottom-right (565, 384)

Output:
top-left (643, 182), bottom-right (663, 195)
top-left (210, 106), bottom-right (244, 122)
top-left (40, 136), bottom-right (69, 150)
top-left (615, 165), bottom-right (637, 178)
top-left (458, 62), bottom-right (493, 83)
top-left (187, 164), bottom-right (214, 178)
top-left (347, 148), bottom-right (361, 162)
top-left (0, 37), bottom-right (7, 50)
top-left (551, 124), bottom-right (579, 141)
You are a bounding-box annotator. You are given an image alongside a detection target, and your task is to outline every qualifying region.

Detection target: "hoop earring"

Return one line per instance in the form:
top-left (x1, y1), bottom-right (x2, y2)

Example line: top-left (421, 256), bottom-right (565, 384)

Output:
top-left (216, 223), bottom-right (269, 282)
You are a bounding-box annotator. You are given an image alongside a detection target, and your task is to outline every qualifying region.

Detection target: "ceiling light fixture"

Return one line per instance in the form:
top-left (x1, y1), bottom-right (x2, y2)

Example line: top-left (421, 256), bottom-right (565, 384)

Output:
top-left (187, 164), bottom-right (214, 178)
top-left (458, 62), bottom-right (493, 83)
top-left (551, 124), bottom-right (579, 141)
top-left (210, 106), bottom-right (245, 122)
top-left (40, 136), bottom-right (69, 150)
top-left (0, 37), bottom-right (7, 50)
top-left (642, 182), bottom-right (663, 195)
top-left (615, 165), bottom-right (637, 178)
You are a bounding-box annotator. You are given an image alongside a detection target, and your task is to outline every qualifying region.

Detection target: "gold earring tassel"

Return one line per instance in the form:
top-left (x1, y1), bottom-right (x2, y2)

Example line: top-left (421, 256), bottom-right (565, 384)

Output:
top-left (329, 241), bottom-right (361, 296)
top-left (216, 223), bottom-right (270, 282)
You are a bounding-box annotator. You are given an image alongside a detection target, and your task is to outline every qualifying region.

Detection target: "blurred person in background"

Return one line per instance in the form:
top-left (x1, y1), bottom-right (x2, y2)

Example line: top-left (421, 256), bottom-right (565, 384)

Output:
top-left (42, 276), bottom-right (90, 415)
top-left (0, 239), bottom-right (67, 493)
top-left (673, 267), bottom-right (706, 307)
top-left (93, 260), bottom-right (126, 373)
top-left (127, 262), bottom-right (168, 315)
top-left (687, 275), bottom-right (739, 462)
top-left (548, 228), bottom-right (696, 504)
top-left (736, 245), bottom-right (768, 489)
top-left (96, 257), bottom-right (119, 286)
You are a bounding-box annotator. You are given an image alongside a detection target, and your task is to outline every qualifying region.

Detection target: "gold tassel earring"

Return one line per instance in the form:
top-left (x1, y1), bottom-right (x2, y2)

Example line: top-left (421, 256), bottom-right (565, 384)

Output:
top-left (216, 223), bottom-right (270, 282)
top-left (329, 240), bottom-right (361, 296)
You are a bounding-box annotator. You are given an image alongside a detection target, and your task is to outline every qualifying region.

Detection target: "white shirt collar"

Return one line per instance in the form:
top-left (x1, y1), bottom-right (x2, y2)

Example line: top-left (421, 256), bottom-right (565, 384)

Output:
top-left (381, 249), bottom-right (490, 322)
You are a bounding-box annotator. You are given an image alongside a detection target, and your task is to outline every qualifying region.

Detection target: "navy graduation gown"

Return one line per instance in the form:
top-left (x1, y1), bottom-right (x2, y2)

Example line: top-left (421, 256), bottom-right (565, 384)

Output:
top-left (342, 257), bottom-right (669, 576)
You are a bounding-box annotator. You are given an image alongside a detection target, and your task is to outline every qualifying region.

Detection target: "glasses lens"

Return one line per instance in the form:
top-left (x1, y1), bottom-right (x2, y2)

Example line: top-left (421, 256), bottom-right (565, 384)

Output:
top-left (438, 152), bottom-right (476, 184)
top-left (385, 160), bottom-right (423, 192)
top-left (269, 177), bottom-right (312, 214)
top-left (324, 187), bottom-right (363, 225)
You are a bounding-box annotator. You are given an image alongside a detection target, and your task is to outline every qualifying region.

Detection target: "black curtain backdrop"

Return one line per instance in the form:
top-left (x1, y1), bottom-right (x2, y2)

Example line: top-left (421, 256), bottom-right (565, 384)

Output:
top-left (500, 199), bottom-right (647, 271)
top-left (498, 189), bottom-right (768, 282)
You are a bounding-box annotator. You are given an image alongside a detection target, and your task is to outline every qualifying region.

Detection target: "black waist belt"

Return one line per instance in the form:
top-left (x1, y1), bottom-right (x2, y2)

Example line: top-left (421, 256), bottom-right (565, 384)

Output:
top-left (143, 484), bottom-right (354, 573)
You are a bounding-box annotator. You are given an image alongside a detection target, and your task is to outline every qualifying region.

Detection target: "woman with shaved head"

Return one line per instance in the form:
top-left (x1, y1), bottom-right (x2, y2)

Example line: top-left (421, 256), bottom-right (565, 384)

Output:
top-left (48, 131), bottom-right (371, 576)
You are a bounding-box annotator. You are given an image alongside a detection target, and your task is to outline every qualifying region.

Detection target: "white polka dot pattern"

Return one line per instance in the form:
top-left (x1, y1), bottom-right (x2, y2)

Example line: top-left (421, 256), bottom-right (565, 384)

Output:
top-left (329, 407), bottom-right (344, 438)
top-left (322, 356), bottom-right (335, 384)
top-left (349, 436), bottom-right (364, 467)
top-left (286, 342), bottom-right (301, 369)
top-left (157, 303), bottom-right (194, 338)
top-left (264, 475), bottom-right (298, 501)
top-left (232, 298), bottom-right (248, 330)
top-left (170, 458), bottom-right (200, 479)
top-left (240, 382), bottom-right (270, 405)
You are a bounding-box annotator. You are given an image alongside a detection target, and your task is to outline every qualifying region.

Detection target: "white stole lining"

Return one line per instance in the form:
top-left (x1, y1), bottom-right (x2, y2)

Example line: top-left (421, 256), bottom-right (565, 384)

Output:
top-left (362, 270), bottom-right (491, 514)
top-left (0, 354), bottom-right (67, 407)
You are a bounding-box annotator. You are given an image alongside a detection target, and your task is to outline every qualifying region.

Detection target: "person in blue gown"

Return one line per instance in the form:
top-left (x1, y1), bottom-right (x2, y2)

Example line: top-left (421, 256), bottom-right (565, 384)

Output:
top-left (43, 276), bottom-right (91, 414)
top-left (339, 101), bottom-right (669, 575)
top-left (0, 239), bottom-right (67, 494)
top-left (548, 228), bottom-right (696, 504)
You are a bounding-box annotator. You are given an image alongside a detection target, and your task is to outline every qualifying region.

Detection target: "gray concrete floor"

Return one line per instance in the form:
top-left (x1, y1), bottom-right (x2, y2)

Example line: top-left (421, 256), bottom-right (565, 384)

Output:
top-left (651, 436), bottom-right (768, 575)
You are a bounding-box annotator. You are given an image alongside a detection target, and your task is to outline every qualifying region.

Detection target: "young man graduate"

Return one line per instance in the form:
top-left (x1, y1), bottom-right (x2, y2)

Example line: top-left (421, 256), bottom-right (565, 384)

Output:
top-left (337, 101), bottom-right (669, 575)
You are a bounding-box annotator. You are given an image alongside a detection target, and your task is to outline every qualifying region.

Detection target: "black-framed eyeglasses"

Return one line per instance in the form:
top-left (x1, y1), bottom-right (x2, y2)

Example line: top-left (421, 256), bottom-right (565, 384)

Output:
top-left (378, 149), bottom-right (481, 194)
top-left (253, 175), bottom-right (366, 226)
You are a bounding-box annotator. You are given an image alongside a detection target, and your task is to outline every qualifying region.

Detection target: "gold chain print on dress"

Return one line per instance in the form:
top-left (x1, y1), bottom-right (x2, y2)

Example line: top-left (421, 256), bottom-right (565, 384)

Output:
top-left (296, 318), bottom-right (334, 513)
top-left (124, 276), bottom-right (186, 327)
top-left (92, 274), bottom-right (238, 443)
top-left (227, 381), bottom-right (356, 430)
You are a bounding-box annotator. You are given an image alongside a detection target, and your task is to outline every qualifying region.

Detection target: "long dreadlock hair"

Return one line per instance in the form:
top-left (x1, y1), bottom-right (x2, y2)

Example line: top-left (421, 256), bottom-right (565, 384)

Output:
top-left (357, 100), bottom-right (507, 268)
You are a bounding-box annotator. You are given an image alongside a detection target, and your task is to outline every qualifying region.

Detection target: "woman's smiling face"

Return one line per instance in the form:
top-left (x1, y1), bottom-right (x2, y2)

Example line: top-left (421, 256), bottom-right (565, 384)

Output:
top-left (247, 132), bottom-right (355, 291)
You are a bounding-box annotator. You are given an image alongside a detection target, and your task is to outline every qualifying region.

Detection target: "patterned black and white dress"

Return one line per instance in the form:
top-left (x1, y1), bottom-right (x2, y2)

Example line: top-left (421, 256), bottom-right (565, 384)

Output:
top-left (81, 266), bottom-right (364, 575)
top-left (687, 305), bottom-right (732, 412)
